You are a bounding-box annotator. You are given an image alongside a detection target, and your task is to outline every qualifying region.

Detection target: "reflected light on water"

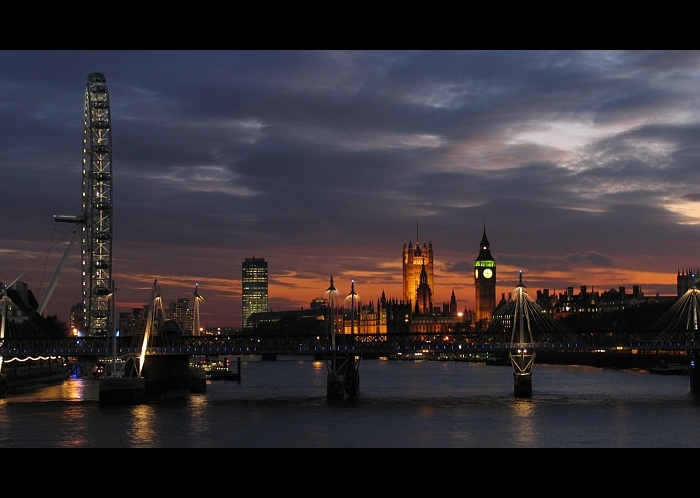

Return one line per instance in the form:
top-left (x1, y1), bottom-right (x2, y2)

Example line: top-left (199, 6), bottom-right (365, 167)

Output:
top-left (511, 397), bottom-right (536, 446)
top-left (1, 377), bottom-right (96, 403)
top-left (186, 392), bottom-right (212, 439)
top-left (189, 392), bottom-right (208, 412)
top-left (128, 404), bottom-right (157, 447)
top-left (1, 360), bottom-right (697, 448)
top-left (56, 404), bottom-right (89, 448)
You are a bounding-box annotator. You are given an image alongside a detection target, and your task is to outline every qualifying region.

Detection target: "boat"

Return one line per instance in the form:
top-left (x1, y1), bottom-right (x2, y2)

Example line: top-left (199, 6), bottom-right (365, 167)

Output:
top-left (202, 355), bottom-right (241, 381)
top-left (389, 352), bottom-right (426, 361)
top-left (649, 362), bottom-right (689, 375)
top-left (205, 365), bottom-right (240, 381)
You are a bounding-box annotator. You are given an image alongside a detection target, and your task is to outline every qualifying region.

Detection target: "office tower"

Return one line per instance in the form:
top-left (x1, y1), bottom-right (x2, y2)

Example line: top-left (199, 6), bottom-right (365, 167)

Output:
top-left (403, 239), bottom-right (433, 306)
top-left (70, 302), bottom-right (86, 335)
top-left (242, 257), bottom-right (269, 330)
top-left (474, 225), bottom-right (496, 324)
top-left (170, 298), bottom-right (194, 334)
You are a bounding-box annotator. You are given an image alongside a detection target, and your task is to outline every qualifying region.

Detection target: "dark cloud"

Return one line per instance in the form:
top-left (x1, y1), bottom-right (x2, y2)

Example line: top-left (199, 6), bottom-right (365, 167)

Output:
top-left (1, 50), bottom-right (698, 328)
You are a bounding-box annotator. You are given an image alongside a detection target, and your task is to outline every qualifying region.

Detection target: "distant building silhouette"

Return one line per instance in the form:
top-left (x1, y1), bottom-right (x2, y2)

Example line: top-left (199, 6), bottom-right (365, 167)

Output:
top-left (0, 281), bottom-right (68, 338)
top-left (677, 268), bottom-right (700, 297)
top-left (492, 283), bottom-right (674, 323)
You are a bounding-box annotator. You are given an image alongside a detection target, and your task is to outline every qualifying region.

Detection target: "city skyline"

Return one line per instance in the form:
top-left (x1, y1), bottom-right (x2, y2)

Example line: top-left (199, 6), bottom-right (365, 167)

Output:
top-left (2, 50), bottom-right (700, 329)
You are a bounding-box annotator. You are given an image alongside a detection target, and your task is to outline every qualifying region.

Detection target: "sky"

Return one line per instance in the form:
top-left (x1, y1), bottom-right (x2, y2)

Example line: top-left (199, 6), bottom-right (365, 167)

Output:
top-left (2, 50), bottom-right (700, 330)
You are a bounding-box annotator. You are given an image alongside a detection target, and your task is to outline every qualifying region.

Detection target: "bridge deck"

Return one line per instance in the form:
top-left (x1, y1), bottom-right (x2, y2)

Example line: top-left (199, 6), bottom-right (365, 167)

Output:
top-left (2, 332), bottom-right (700, 358)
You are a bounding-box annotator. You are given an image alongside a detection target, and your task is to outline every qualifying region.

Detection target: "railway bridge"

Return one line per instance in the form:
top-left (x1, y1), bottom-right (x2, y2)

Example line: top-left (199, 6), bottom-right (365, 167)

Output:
top-left (0, 330), bottom-right (698, 359)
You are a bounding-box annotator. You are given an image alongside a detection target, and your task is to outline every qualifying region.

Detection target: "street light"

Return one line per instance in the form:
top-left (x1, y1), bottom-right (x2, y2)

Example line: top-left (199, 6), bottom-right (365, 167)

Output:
top-left (346, 279), bottom-right (360, 335)
top-left (323, 276), bottom-right (339, 347)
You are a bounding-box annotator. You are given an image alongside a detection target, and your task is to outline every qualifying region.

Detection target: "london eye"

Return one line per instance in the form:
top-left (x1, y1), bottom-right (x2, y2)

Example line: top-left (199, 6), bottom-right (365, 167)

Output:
top-left (56, 73), bottom-right (113, 335)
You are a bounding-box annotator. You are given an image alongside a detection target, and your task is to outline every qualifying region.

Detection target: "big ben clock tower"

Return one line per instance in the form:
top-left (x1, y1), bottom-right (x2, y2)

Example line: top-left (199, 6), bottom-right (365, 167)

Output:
top-left (474, 225), bottom-right (496, 324)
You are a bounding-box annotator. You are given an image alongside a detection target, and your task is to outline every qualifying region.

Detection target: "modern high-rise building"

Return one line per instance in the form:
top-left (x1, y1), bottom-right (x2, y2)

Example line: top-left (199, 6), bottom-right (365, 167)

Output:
top-left (242, 257), bottom-right (269, 330)
top-left (403, 239), bottom-right (433, 306)
top-left (474, 225), bottom-right (496, 324)
top-left (170, 298), bottom-right (194, 334)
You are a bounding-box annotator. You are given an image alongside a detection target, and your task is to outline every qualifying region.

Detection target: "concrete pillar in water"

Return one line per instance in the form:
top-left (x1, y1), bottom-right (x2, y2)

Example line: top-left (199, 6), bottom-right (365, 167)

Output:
top-left (344, 355), bottom-right (360, 397)
top-left (189, 366), bottom-right (207, 393)
top-left (510, 349), bottom-right (535, 398)
top-left (99, 376), bottom-right (146, 405)
top-left (141, 355), bottom-right (191, 401)
top-left (690, 349), bottom-right (700, 393)
top-left (513, 372), bottom-right (533, 397)
top-left (325, 352), bottom-right (360, 399)
top-left (327, 374), bottom-right (346, 399)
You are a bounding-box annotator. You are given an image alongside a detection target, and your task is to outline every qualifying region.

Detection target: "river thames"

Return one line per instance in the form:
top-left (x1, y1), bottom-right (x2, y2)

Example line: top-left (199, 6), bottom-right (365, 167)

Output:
top-left (0, 356), bottom-right (698, 448)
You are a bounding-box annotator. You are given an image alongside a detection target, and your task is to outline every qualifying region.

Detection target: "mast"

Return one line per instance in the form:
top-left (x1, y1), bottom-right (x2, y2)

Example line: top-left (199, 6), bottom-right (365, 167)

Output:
top-left (37, 231), bottom-right (78, 316)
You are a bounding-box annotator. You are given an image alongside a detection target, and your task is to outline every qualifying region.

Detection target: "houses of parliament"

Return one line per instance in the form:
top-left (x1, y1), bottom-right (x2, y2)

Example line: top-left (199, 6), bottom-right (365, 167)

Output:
top-left (245, 226), bottom-right (498, 336)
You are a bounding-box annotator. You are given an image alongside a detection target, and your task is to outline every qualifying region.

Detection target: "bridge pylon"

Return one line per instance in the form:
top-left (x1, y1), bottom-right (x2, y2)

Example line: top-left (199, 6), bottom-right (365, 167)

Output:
top-left (508, 273), bottom-right (536, 397)
top-left (510, 347), bottom-right (535, 397)
top-left (480, 271), bottom-right (583, 397)
top-left (322, 276), bottom-right (361, 399)
top-left (649, 285), bottom-right (700, 393)
top-left (476, 271), bottom-right (583, 396)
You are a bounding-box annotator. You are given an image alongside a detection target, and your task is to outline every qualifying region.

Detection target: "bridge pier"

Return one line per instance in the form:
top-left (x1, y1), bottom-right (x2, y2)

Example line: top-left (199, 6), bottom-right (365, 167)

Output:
top-left (690, 349), bottom-right (700, 394)
top-left (100, 376), bottom-right (147, 404)
top-left (99, 355), bottom-right (191, 404)
top-left (344, 354), bottom-right (360, 397)
top-left (510, 349), bottom-right (535, 398)
top-left (324, 352), bottom-right (361, 400)
top-left (327, 373), bottom-right (346, 399)
top-left (189, 366), bottom-right (207, 393)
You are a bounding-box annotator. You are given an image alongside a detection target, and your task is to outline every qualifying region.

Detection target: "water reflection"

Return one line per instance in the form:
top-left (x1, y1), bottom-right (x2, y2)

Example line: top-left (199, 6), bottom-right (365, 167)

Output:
top-left (510, 398), bottom-right (535, 446)
top-left (186, 392), bottom-right (211, 439)
top-left (1, 360), bottom-right (698, 447)
top-left (55, 404), bottom-right (88, 447)
top-left (128, 404), bottom-right (157, 447)
top-left (0, 377), bottom-right (98, 403)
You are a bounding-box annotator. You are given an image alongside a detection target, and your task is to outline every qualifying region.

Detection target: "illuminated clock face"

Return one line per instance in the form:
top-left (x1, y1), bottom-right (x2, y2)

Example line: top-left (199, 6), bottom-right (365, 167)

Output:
top-left (474, 269), bottom-right (479, 278)
top-left (483, 268), bottom-right (493, 279)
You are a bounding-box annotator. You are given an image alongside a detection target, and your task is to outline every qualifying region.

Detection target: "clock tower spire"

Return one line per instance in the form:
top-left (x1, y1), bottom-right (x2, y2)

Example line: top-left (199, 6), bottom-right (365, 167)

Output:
top-left (474, 224), bottom-right (496, 324)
